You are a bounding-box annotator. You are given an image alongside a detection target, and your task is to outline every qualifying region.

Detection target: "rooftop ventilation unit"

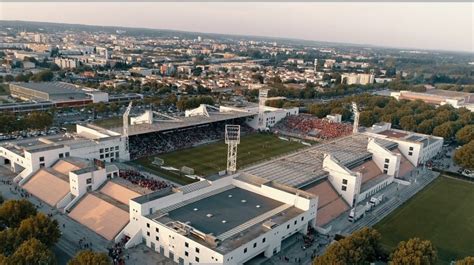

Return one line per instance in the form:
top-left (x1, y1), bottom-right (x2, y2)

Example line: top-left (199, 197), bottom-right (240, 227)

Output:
top-left (206, 213), bottom-right (213, 218)
top-left (256, 205), bottom-right (261, 208)
top-left (241, 200), bottom-right (246, 203)
top-left (193, 208), bottom-right (198, 211)
top-left (228, 195), bottom-right (233, 198)
top-left (222, 220), bottom-right (227, 224)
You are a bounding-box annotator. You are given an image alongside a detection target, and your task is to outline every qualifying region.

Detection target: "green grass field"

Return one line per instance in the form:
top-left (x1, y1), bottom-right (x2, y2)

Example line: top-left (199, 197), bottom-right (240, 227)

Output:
top-left (375, 176), bottom-right (474, 264)
top-left (133, 133), bottom-right (306, 183)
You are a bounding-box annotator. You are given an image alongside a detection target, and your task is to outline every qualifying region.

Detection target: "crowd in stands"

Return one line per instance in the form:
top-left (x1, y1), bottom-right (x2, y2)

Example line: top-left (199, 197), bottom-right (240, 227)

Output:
top-left (119, 170), bottom-right (169, 191)
top-left (273, 115), bottom-right (352, 140)
top-left (129, 122), bottom-right (252, 159)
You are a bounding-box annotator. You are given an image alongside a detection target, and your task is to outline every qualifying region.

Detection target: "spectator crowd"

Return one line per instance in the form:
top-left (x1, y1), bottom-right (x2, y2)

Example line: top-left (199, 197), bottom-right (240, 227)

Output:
top-left (119, 170), bottom-right (169, 191)
top-left (273, 115), bottom-right (352, 140)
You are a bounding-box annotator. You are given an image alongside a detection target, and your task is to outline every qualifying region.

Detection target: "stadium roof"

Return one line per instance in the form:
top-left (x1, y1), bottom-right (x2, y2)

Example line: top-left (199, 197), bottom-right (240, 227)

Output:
top-left (110, 111), bottom-right (255, 136)
top-left (242, 134), bottom-right (397, 188)
top-left (159, 187), bottom-right (284, 236)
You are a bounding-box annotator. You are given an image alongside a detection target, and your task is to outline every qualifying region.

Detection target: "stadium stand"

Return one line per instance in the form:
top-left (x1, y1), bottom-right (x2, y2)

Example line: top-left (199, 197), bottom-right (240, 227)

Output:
top-left (118, 169), bottom-right (169, 191)
top-left (272, 114), bottom-right (352, 140)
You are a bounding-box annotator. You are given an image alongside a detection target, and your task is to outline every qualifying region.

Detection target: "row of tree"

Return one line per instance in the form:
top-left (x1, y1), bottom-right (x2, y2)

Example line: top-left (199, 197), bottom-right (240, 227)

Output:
top-left (2, 70), bottom-right (54, 83)
top-left (176, 96), bottom-right (214, 111)
top-left (313, 227), bottom-right (473, 265)
top-left (0, 112), bottom-right (53, 134)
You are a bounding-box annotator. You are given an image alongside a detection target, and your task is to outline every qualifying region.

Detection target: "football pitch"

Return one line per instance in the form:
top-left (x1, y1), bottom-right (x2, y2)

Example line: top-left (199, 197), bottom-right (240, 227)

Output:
top-left (133, 133), bottom-right (306, 184)
top-left (374, 176), bottom-right (474, 263)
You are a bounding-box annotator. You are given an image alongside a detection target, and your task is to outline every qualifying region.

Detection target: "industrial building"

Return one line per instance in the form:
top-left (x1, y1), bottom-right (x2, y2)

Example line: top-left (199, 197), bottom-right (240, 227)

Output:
top-left (391, 89), bottom-right (474, 111)
top-left (9, 82), bottom-right (109, 106)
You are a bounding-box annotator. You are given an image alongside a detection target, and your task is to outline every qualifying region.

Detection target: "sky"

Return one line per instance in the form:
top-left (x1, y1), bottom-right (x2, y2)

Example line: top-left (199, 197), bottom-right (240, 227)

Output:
top-left (1, 2), bottom-right (473, 53)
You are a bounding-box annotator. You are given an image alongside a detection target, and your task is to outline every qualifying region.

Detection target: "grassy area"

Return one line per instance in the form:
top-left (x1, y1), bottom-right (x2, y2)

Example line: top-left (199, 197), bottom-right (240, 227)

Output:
top-left (374, 176), bottom-right (474, 264)
top-left (134, 133), bottom-right (306, 180)
top-left (92, 116), bottom-right (122, 129)
top-left (0, 84), bottom-right (9, 96)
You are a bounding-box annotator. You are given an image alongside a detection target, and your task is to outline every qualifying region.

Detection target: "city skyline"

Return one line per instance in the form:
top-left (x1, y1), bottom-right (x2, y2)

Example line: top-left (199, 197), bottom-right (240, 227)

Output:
top-left (1, 2), bottom-right (473, 53)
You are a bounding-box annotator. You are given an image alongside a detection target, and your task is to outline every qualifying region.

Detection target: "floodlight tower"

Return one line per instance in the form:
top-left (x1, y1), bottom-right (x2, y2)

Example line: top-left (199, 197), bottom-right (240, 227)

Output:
top-left (123, 102), bottom-right (133, 152)
top-left (225, 125), bottom-right (241, 173)
top-left (352, 102), bottom-right (359, 134)
top-left (258, 89), bottom-right (269, 130)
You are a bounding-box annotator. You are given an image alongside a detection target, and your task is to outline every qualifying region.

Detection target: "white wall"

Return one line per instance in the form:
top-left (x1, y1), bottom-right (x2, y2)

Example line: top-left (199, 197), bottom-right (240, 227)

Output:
top-left (69, 168), bottom-right (107, 197)
top-left (367, 138), bottom-right (400, 177)
top-left (323, 154), bottom-right (360, 207)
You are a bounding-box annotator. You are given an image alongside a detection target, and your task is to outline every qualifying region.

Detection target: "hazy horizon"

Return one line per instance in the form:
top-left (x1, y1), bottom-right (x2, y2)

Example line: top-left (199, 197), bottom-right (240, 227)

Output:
top-left (1, 3), bottom-right (473, 53)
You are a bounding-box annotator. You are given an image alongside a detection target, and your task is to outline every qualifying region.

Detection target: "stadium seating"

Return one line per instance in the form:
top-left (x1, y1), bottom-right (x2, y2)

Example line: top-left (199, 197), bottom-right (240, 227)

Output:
top-left (273, 115), bottom-right (352, 140)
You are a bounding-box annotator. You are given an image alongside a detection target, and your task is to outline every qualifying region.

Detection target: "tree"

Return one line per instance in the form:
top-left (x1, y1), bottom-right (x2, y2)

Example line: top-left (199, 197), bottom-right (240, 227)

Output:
top-left (8, 238), bottom-right (56, 265)
top-left (456, 257), bottom-right (474, 265)
top-left (456, 125), bottom-right (474, 145)
top-left (454, 140), bottom-right (474, 170)
top-left (30, 70), bottom-right (54, 82)
top-left (0, 199), bottom-right (37, 228)
top-left (24, 112), bottom-right (53, 130)
top-left (68, 250), bottom-right (111, 265)
top-left (389, 238), bottom-right (437, 265)
top-left (432, 122), bottom-right (456, 140)
top-left (313, 227), bottom-right (384, 265)
top-left (359, 111), bottom-right (377, 127)
top-left (16, 213), bottom-right (61, 247)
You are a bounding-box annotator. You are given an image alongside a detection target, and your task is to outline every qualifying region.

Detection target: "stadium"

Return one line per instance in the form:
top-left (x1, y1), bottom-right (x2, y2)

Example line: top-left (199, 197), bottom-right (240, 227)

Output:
top-left (0, 91), bottom-right (444, 264)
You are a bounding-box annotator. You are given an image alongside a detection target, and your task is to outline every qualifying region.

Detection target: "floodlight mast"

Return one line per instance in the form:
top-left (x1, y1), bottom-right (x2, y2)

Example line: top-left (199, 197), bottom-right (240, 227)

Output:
top-left (123, 102), bottom-right (133, 152)
top-left (225, 125), bottom-right (241, 173)
top-left (352, 102), bottom-right (360, 134)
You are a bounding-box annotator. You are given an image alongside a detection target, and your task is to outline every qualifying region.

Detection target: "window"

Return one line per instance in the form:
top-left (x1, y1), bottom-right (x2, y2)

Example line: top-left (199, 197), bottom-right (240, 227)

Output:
top-left (65, 152), bottom-right (70, 157)
top-left (100, 154), bottom-right (104, 159)
top-left (115, 146), bottom-right (119, 150)
top-left (146, 223), bottom-right (150, 228)
top-left (116, 152), bottom-right (120, 158)
top-left (59, 153), bottom-right (64, 158)
top-left (409, 147), bottom-right (414, 151)
top-left (105, 147), bottom-right (109, 152)
top-left (342, 179), bottom-right (348, 185)
top-left (195, 247), bottom-right (200, 253)
top-left (385, 158), bottom-right (390, 163)
top-left (155, 228), bottom-right (159, 233)
top-left (294, 220), bottom-right (297, 225)
top-left (100, 149), bottom-right (104, 153)
top-left (383, 169), bottom-right (388, 174)
top-left (86, 178), bottom-right (92, 184)
top-left (185, 242), bottom-right (189, 248)
top-left (408, 152), bottom-right (413, 156)
top-left (146, 231), bottom-right (150, 236)
top-left (342, 185), bottom-right (347, 191)
top-left (262, 238), bottom-right (266, 243)
top-left (39, 156), bottom-right (44, 162)
top-left (301, 216), bottom-right (304, 221)
top-left (195, 257), bottom-right (199, 262)
top-left (155, 236), bottom-right (159, 241)
top-left (287, 224), bottom-right (290, 229)
top-left (184, 251), bottom-right (188, 257)
top-left (39, 163), bottom-right (45, 168)
top-left (384, 164), bottom-right (389, 169)
top-left (253, 242), bottom-right (257, 248)
top-left (244, 248), bottom-right (247, 253)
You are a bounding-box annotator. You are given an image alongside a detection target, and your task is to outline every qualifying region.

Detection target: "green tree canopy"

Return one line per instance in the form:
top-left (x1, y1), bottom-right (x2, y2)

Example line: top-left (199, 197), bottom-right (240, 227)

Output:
top-left (8, 238), bottom-right (56, 265)
top-left (456, 257), bottom-right (474, 265)
top-left (432, 121), bottom-right (457, 140)
top-left (389, 238), bottom-right (437, 265)
top-left (68, 250), bottom-right (112, 265)
top-left (456, 125), bottom-right (474, 145)
top-left (16, 213), bottom-right (61, 247)
top-left (454, 140), bottom-right (474, 170)
top-left (313, 227), bottom-right (384, 265)
top-left (0, 199), bottom-right (37, 228)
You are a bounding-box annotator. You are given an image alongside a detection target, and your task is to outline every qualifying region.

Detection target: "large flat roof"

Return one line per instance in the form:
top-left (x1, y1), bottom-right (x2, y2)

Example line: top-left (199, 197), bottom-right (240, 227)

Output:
top-left (158, 187), bottom-right (284, 236)
top-left (243, 134), bottom-right (397, 188)
top-left (11, 82), bottom-right (88, 96)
